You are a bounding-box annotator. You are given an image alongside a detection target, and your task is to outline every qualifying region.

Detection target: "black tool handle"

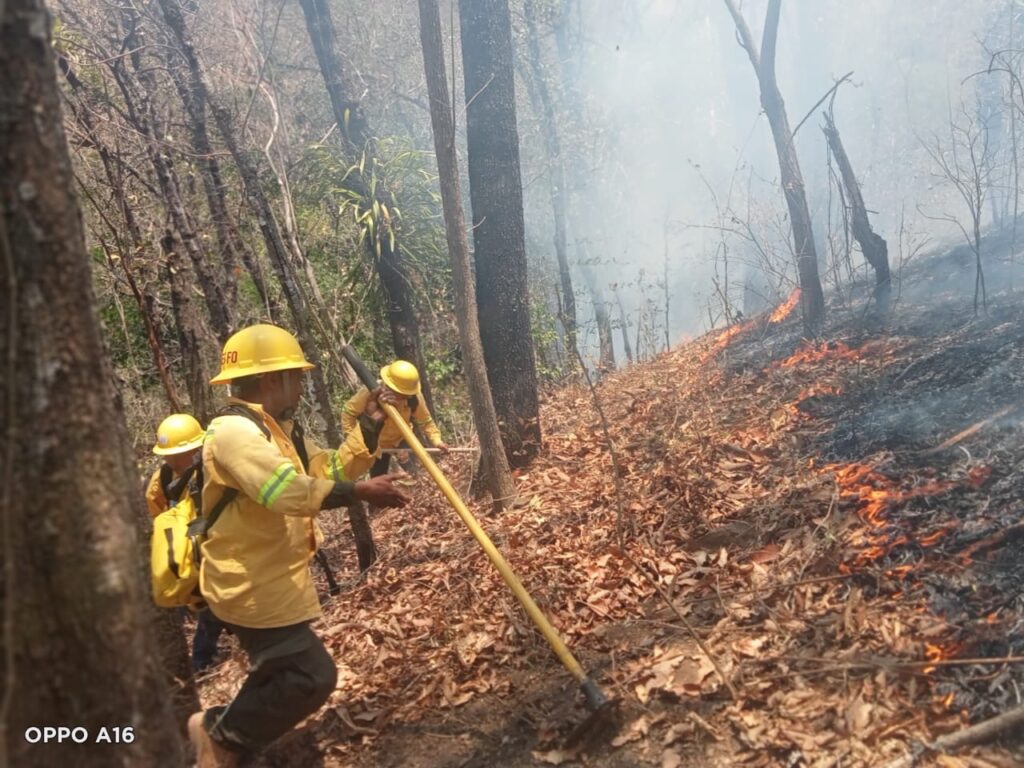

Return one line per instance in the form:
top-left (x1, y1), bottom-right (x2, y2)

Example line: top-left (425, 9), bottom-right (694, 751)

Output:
top-left (340, 344), bottom-right (377, 390)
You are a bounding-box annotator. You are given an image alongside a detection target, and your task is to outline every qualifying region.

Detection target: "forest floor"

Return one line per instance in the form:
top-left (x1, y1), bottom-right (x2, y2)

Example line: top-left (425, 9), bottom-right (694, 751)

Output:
top-left (195, 244), bottom-right (1024, 767)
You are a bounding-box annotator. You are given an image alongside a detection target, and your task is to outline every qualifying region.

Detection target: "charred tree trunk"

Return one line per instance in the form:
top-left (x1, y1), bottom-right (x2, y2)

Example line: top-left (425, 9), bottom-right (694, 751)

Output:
top-left (724, 0), bottom-right (825, 332)
top-left (521, 0), bottom-right (577, 357)
top-left (418, 0), bottom-right (518, 510)
top-left (459, 0), bottom-right (542, 467)
top-left (1, 2), bottom-right (186, 763)
top-left (822, 113), bottom-right (891, 313)
top-left (298, 0), bottom-right (434, 412)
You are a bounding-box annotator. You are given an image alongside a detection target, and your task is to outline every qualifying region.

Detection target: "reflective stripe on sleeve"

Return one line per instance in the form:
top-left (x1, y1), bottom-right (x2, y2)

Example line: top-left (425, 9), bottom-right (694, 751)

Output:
top-left (329, 452), bottom-right (347, 482)
top-left (258, 463), bottom-right (298, 507)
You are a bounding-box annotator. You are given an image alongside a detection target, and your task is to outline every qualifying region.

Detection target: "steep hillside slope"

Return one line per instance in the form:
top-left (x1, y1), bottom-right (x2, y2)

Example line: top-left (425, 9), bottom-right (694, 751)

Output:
top-left (197, 256), bottom-right (1024, 768)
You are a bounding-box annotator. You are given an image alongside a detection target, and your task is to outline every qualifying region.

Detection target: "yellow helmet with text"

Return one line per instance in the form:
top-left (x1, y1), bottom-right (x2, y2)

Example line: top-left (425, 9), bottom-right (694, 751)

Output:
top-left (210, 323), bottom-right (315, 384)
top-left (380, 360), bottom-right (421, 396)
top-left (152, 414), bottom-right (205, 455)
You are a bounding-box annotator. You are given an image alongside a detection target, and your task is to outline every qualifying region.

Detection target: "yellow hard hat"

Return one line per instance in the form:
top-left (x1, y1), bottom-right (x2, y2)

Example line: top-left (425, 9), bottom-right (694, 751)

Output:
top-left (380, 360), bottom-right (420, 396)
top-left (153, 414), bottom-right (205, 455)
top-left (209, 323), bottom-right (315, 384)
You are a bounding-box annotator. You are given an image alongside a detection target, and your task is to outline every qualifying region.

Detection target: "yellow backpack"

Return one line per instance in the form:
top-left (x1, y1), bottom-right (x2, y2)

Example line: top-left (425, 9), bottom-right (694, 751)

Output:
top-left (150, 468), bottom-right (237, 608)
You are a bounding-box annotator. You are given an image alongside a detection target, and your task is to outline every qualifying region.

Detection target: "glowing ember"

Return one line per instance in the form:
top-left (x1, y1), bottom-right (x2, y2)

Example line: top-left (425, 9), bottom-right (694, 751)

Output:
top-left (769, 287), bottom-right (802, 323)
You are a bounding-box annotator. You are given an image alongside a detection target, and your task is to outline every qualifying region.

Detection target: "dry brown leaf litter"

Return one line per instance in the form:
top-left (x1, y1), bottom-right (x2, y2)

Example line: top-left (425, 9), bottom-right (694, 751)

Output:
top-left (195, 295), bottom-right (1024, 768)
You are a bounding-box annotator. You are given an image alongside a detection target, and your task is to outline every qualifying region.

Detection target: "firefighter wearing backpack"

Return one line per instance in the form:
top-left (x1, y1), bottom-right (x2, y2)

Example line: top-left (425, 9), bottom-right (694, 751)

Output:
top-left (337, 359), bottom-right (449, 481)
top-left (146, 413), bottom-right (226, 673)
top-left (187, 324), bottom-right (411, 768)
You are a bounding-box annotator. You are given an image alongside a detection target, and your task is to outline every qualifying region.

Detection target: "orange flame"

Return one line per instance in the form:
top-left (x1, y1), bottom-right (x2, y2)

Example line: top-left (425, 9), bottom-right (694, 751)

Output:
top-left (700, 319), bottom-right (756, 363)
top-left (824, 463), bottom-right (965, 566)
top-left (774, 341), bottom-right (860, 369)
top-left (769, 288), bottom-right (802, 323)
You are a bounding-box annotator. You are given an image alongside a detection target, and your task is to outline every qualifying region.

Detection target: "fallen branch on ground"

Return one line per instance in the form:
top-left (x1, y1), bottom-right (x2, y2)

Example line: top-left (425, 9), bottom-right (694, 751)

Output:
top-left (880, 702), bottom-right (1024, 768)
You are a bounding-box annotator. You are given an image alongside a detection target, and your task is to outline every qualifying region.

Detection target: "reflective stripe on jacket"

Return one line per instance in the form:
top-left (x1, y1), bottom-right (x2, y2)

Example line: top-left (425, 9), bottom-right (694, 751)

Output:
top-left (200, 397), bottom-right (338, 628)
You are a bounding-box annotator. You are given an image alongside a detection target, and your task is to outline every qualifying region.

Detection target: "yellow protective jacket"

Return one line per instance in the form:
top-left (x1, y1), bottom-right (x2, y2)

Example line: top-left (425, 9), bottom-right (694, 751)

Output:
top-left (339, 386), bottom-right (443, 479)
top-left (145, 468), bottom-right (168, 519)
top-left (199, 398), bottom-right (351, 628)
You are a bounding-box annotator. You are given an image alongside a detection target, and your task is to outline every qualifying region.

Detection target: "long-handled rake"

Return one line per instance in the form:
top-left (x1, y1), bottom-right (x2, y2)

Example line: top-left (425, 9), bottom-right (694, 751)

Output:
top-left (341, 346), bottom-right (618, 745)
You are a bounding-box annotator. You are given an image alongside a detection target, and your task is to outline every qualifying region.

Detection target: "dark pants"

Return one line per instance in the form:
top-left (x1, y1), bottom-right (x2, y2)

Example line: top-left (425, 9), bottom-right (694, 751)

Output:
top-left (203, 621), bottom-right (337, 756)
top-left (370, 446), bottom-right (415, 477)
top-left (192, 608), bottom-right (225, 672)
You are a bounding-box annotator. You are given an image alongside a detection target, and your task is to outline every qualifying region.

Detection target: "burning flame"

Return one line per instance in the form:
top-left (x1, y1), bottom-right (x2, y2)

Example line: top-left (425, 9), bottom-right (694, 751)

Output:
top-left (769, 288), bottom-right (802, 323)
top-left (700, 319), bottom-right (756, 363)
top-left (923, 642), bottom-right (964, 674)
top-left (825, 463), bottom-right (969, 566)
top-left (774, 341), bottom-right (859, 369)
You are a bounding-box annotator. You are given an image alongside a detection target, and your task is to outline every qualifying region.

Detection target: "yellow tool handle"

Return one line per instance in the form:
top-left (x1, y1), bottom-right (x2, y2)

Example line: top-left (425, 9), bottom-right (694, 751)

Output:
top-left (377, 400), bottom-right (587, 684)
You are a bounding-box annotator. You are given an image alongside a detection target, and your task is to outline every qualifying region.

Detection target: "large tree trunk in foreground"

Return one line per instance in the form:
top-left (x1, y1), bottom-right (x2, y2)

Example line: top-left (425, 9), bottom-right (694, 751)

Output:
top-left (0, 2), bottom-right (185, 764)
top-left (822, 113), bottom-right (891, 313)
top-left (724, 0), bottom-right (825, 332)
top-left (299, 0), bottom-right (434, 413)
top-left (459, 0), bottom-right (542, 467)
top-left (418, 0), bottom-right (517, 510)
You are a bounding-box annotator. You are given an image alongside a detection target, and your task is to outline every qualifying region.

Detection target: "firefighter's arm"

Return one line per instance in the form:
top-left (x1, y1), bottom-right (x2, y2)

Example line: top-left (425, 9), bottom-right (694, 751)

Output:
top-left (412, 399), bottom-right (445, 447)
top-left (340, 387), bottom-right (370, 436)
top-left (207, 415), bottom-right (338, 516)
top-left (145, 469), bottom-right (167, 518)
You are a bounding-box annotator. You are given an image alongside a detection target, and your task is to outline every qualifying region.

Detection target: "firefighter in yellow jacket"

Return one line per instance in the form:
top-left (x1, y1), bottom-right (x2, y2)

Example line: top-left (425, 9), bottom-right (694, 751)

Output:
top-left (338, 359), bottom-right (448, 481)
top-left (145, 413), bottom-right (204, 519)
top-left (187, 324), bottom-right (410, 768)
top-left (146, 413), bottom-right (226, 672)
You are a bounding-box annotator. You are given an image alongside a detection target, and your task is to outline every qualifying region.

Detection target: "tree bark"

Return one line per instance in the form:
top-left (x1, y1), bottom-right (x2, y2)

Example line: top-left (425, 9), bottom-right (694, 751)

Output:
top-left (822, 113), bottom-right (891, 313)
top-left (417, 0), bottom-right (518, 510)
top-left (723, 0), bottom-right (826, 332)
top-left (298, 0), bottom-right (434, 413)
top-left (162, 230), bottom-right (213, 421)
top-left (1, 2), bottom-right (185, 763)
top-left (459, 0), bottom-right (542, 467)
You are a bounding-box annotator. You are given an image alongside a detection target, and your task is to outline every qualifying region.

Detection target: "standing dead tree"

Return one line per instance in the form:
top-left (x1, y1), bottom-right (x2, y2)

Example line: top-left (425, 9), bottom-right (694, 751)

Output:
top-left (822, 112), bottom-right (891, 313)
top-left (920, 102), bottom-right (995, 314)
top-left (723, 0), bottom-right (826, 332)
